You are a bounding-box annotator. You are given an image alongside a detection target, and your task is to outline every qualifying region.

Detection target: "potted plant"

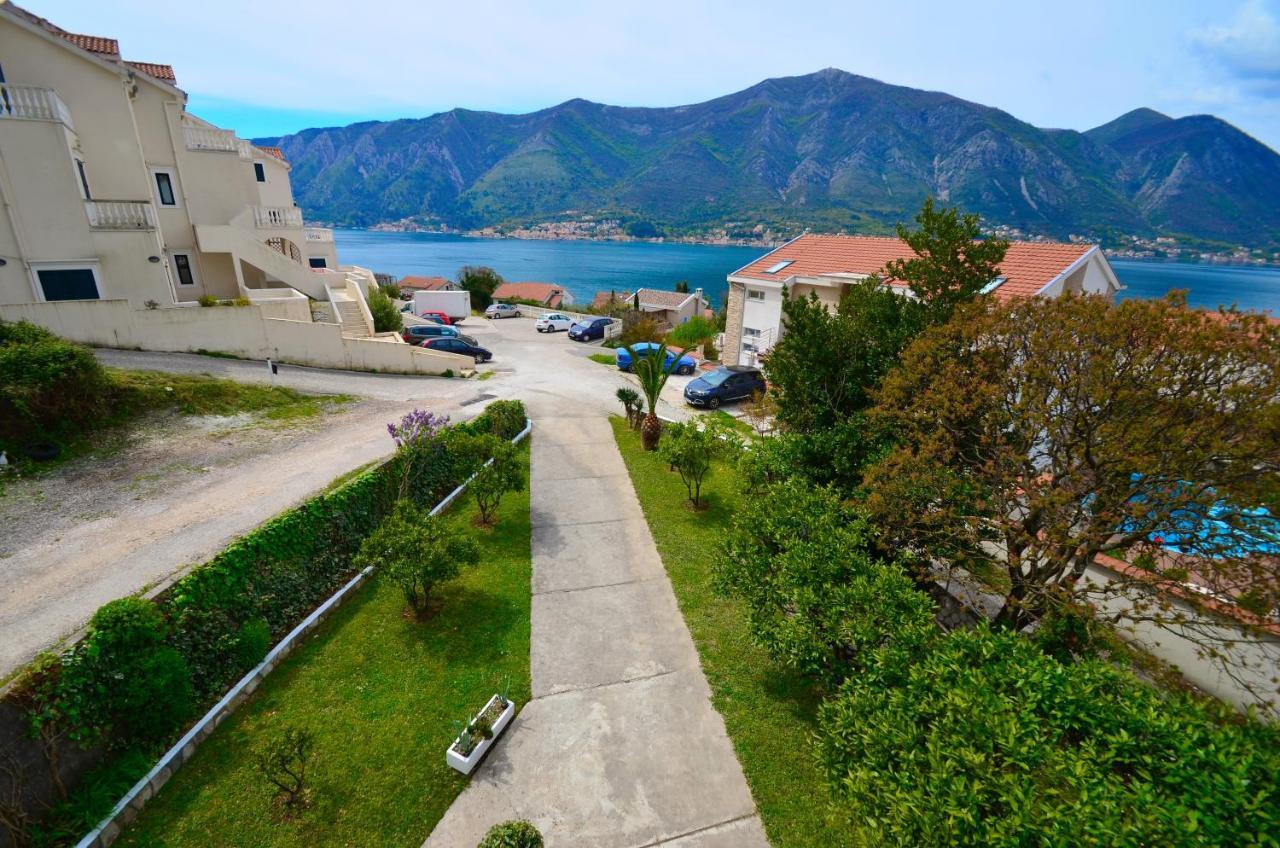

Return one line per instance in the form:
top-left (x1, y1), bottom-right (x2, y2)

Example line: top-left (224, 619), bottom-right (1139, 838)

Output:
top-left (446, 690), bottom-right (516, 775)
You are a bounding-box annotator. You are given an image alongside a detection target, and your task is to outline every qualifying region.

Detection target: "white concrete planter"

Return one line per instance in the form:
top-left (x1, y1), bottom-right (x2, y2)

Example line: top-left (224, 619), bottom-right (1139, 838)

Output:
top-left (446, 694), bottom-right (515, 775)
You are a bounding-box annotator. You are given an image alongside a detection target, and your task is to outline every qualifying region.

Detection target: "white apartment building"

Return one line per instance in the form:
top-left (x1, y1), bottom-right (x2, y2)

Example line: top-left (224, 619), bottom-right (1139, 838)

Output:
top-left (0, 3), bottom-right (468, 374)
top-left (723, 234), bottom-right (1122, 365)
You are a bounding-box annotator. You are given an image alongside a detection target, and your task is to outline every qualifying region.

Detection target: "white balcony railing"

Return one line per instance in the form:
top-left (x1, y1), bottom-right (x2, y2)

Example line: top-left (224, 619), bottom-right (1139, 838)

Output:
top-left (253, 206), bottom-right (303, 229)
top-left (84, 200), bottom-right (156, 230)
top-left (183, 125), bottom-right (241, 153)
top-left (0, 84), bottom-right (73, 127)
top-left (304, 227), bottom-right (334, 242)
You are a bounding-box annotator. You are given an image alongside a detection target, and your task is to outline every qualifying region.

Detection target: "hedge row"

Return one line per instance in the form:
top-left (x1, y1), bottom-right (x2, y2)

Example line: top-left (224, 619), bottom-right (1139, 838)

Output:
top-left (0, 320), bottom-right (108, 444)
top-left (17, 399), bottom-right (528, 752)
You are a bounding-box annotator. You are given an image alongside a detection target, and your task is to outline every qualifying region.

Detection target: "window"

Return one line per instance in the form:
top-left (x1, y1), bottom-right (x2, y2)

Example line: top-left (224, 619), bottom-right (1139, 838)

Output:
top-left (172, 253), bottom-right (195, 286)
top-left (153, 170), bottom-right (177, 207)
top-left (308, 257), bottom-right (327, 269)
top-left (765, 260), bottom-right (793, 274)
top-left (75, 160), bottom-right (91, 200)
top-left (746, 289), bottom-right (765, 301)
top-left (743, 327), bottom-right (761, 338)
top-left (35, 265), bottom-right (100, 301)
top-left (254, 162), bottom-right (266, 182)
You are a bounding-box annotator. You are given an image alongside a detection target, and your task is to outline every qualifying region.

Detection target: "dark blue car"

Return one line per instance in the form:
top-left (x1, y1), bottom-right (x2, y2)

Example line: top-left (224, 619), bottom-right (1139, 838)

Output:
top-left (568, 317), bottom-right (614, 342)
top-left (684, 365), bottom-right (766, 408)
top-left (616, 343), bottom-right (697, 375)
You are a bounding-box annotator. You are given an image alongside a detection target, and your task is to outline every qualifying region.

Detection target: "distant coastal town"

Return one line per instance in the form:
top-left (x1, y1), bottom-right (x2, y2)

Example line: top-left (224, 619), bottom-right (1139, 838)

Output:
top-left (367, 215), bottom-right (1280, 268)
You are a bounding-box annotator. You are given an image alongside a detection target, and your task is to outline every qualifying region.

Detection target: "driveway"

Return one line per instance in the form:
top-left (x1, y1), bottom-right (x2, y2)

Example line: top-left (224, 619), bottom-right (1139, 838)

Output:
top-left (0, 318), bottom-right (701, 681)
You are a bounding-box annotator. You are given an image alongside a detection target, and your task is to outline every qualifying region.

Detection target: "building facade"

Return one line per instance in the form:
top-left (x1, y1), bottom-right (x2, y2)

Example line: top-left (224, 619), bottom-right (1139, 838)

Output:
top-left (723, 234), bottom-right (1122, 365)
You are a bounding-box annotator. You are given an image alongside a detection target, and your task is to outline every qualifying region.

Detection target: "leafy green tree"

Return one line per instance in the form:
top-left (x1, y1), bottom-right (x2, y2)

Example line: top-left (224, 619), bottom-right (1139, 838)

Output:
top-left (666, 315), bottom-right (716, 350)
top-left (882, 196), bottom-right (1009, 323)
top-left (365, 285), bottom-right (403, 333)
top-left (716, 479), bottom-right (935, 688)
top-left (673, 279), bottom-right (689, 294)
top-left (355, 501), bottom-right (479, 619)
top-left (625, 343), bottom-right (674, 451)
top-left (472, 438), bottom-right (526, 526)
top-left (458, 266), bottom-right (504, 310)
top-left (864, 294), bottom-right (1280, 704)
top-left (819, 625), bottom-right (1280, 847)
top-left (658, 419), bottom-right (740, 508)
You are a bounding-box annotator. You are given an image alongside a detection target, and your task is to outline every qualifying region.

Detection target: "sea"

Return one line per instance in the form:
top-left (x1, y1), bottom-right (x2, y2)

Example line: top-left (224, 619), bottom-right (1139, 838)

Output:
top-left (332, 229), bottom-right (1280, 315)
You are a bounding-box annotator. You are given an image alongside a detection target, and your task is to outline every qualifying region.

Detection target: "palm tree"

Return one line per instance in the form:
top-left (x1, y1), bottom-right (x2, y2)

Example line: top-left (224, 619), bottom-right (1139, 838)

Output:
top-left (626, 343), bottom-right (673, 451)
top-left (615, 386), bottom-right (642, 429)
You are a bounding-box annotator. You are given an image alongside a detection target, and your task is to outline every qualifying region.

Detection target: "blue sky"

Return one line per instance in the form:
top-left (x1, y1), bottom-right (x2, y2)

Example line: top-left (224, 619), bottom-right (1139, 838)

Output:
top-left (34, 0), bottom-right (1280, 149)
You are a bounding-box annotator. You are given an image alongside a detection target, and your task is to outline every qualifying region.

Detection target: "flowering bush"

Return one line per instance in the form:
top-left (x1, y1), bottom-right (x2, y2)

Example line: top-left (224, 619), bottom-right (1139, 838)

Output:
top-left (387, 409), bottom-right (450, 448)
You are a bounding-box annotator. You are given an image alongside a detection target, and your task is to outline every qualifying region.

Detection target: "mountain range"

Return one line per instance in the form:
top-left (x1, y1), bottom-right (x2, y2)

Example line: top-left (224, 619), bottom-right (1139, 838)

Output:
top-left (260, 69), bottom-right (1280, 249)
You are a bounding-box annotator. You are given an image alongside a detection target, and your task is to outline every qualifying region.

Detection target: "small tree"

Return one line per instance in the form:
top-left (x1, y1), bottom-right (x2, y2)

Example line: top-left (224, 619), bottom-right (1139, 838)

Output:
top-left (458, 266), bottom-right (503, 310)
top-left (365, 285), bottom-right (403, 333)
top-left (658, 419), bottom-right (739, 508)
top-left (472, 438), bottom-right (525, 527)
top-left (743, 389), bottom-right (778, 438)
top-left (626, 343), bottom-right (674, 451)
top-left (254, 726), bottom-right (314, 811)
top-left (387, 409), bottom-right (451, 500)
top-left (615, 387), bottom-right (642, 430)
top-left (667, 315), bottom-right (716, 352)
top-left (620, 314), bottom-right (663, 346)
top-left (355, 501), bottom-right (479, 619)
top-left (673, 279), bottom-right (690, 294)
top-left (479, 820), bottom-right (544, 848)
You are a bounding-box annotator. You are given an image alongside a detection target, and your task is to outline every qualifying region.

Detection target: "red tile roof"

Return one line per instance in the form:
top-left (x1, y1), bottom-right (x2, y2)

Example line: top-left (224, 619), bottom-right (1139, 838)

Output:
top-left (494, 282), bottom-right (567, 307)
top-left (591, 290), bottom-right (633, 310)
top-left (733, 234), bottom-right (1096, 300)
top-left (126, 61), bottom-right (176, 82)
top-left (255, 146), bottom-right (286, 161)
top-left (58, 30), bottom-right (119, 56)
top-left (399, 275), bottom-right (454, 291)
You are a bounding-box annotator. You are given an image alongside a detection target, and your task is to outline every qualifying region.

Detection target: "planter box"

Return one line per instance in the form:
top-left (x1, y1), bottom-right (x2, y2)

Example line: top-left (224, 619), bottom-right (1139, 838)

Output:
top-left (446, 694), bottom-right (515, 775)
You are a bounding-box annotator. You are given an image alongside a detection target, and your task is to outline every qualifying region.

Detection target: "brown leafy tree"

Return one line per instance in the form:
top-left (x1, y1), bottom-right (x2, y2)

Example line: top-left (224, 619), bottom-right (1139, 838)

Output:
top-left (865, 294), bottom-right (1280, 705)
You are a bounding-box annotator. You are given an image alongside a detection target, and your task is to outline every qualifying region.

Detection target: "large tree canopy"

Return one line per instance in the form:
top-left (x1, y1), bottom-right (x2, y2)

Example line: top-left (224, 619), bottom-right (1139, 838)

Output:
top-left (864, 293), bottom-right (1280, 700)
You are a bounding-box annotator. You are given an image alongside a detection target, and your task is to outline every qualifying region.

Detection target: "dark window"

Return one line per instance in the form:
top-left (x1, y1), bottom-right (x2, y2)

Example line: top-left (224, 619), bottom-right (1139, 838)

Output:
top-left (37, 268), bottom-right (98, 301)
top-left (173, 254), bottom-right (194, 286)
top-left (308, 257), bottom-right (327, 268)
top-left (254, 162), bottom-right (265, 182)
top-left (154, 171), bottom-right (176, 206)
top-left (76, 160), bottom-right (91, 199)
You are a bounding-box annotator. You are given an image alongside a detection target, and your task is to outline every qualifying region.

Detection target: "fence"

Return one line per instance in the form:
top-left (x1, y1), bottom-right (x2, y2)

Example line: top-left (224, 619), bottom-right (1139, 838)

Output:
top-left (72, 419), bottom-right (533, 848)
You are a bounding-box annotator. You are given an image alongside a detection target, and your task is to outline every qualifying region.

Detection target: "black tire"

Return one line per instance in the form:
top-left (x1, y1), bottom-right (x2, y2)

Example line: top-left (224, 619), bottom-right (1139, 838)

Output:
top-left (707, 397), bottom-right (721, 410)
top-left (475, 354), bottom-right (485, 364)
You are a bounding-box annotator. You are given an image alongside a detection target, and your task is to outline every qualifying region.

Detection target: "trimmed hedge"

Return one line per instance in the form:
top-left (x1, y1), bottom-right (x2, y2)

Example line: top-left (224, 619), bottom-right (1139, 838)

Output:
top-left (819, 625), bottom-right (1280, 847)
top-left (0, 320), bottom-right (108, 443)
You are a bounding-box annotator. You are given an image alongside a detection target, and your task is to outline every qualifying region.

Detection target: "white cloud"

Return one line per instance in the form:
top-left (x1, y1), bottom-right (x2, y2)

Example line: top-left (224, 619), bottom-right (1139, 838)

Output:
top-left (1192, 0), bottom-right (1280, 81)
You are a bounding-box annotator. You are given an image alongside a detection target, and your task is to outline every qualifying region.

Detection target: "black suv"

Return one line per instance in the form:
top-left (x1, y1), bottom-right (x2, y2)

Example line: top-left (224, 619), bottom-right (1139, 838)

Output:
top-left (683, 365), bottom-right (766, 408)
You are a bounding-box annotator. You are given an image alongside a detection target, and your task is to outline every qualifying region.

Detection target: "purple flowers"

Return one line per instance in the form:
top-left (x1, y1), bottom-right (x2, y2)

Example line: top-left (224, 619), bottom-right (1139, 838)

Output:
top-left (388, 409), bottom-right (450, 448)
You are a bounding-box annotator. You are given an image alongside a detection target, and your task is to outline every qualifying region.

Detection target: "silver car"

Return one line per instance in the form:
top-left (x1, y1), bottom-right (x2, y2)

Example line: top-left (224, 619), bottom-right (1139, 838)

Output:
top-left (485, 303), bottom-right (521, 319)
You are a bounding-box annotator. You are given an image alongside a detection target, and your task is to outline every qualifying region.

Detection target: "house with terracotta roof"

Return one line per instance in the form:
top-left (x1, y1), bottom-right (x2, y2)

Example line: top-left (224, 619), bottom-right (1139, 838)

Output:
top-left (590, 289), bottom-right (633, 312)
top-left (724, 234), bottom-right (1121, 365)
top-left (0, 4), bottom-right (470, 375)
top-left (493, 281), bottom-right (572, 308)
top-left (629, 287), bottom-right (707, 329)
top-left (398, 275), bottom-right (458, 293)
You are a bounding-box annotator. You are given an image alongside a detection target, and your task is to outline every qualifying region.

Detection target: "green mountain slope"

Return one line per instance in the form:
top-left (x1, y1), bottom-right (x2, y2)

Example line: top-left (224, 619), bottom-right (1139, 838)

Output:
top-left (265, 69), bottom-right (1280, 247)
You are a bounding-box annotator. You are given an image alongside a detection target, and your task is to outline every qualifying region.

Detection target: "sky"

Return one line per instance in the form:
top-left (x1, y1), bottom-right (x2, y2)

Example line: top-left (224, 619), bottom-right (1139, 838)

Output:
top-left (32, 0), bottom-right (1280, 150)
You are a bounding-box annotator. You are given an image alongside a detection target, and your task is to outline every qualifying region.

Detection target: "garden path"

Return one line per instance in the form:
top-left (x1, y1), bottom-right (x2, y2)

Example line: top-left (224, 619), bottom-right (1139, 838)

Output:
top-left (423, 412), bottom-right (766, 847)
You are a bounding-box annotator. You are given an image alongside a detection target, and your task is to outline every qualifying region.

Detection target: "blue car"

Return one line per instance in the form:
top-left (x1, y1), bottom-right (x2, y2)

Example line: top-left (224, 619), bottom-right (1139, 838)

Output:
top-left (568, 317), bottom-right (614, 342)
top-left (616, 343), bottom-right (697, 375)
top-left (684, 365), bottom-right (766, 408)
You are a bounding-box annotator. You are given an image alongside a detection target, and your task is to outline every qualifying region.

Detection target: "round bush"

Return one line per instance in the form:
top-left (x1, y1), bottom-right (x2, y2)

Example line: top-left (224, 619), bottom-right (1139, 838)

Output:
top-left (0, 325), bottom-right (108, 440)
top-left (477, 820), bottom-right (543, 848)
top-left (233, 617), bottom-right (272, 670)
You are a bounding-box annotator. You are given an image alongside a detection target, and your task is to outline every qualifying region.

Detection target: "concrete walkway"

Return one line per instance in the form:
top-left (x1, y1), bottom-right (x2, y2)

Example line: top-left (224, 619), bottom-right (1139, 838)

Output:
top-left (425, 414), bottom-right (767, 847)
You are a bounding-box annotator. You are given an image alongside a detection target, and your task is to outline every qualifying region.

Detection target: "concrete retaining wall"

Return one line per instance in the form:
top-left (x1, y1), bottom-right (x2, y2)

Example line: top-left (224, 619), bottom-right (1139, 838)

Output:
top-left (0, 299), bottom-right (472, 375)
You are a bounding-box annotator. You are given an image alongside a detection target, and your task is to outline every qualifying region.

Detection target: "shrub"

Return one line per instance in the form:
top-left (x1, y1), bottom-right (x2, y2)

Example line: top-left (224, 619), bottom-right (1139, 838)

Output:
top-left (472, 438), bottom-right (526, 526)
top-left (254, 726), bottom-right (313, 810)
top-left (469, 399), bottom-right (527, 441)
top-left (818, 626), bottom-right (1280, 847)
top-left (658, 419), bottom-right (739, 508)
top-left (354, 500), bottom-right (479, 619)
top-left (735, 434), bottom-right (807, 494)
top-left (615, 387), bottom-right (642, 429)
top-left (620, 314), bottom-right (663, 346)
top-left (232, 617), bottom-right (272, 670)
top-left (365, 285), bottom-right (403, 334)
top-left (232, 295), bottom-right (252, 307)
top-left (716, 479), bottom-right (934, 688)
top-left (478, 820), bottom-right (543, 848)
top-left (197, 295), bottom-right (218, 307)
top-left (667, 315), bottom-right (716, 350)
top-left (0, 323), bottom-right (108, 442)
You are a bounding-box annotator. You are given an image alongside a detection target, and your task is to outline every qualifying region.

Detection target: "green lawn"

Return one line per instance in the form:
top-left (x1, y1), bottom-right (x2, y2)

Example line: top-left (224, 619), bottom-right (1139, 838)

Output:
top-left (116, 444), bottom-right (532, 848)
top-left (610, 419), bottom-right (853, 847)
top-left (106, 369), bottom-right (351, 422)
top-left (587, 353), bottom-right (615, 366)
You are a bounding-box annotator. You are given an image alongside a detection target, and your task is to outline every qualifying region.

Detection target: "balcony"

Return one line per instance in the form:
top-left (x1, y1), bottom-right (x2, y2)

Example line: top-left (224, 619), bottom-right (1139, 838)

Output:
top-left (0, 84), bottom-right (73, 128)
top-left (183, 125), bottom-right (244, 154)
top-left (84, 200), bottom-right (156, 230)
top-left (253, 206), bottom-right (303, 229)
top-left (304, 227), bottom-right (334, 242)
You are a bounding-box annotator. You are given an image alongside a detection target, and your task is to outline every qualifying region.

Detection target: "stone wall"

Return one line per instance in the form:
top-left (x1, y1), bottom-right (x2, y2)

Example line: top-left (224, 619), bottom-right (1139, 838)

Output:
top-left (722, 282), bottom-right (744, 366)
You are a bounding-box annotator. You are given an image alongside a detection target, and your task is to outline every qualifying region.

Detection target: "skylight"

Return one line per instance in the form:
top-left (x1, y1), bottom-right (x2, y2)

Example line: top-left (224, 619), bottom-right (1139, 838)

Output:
top-left (765, 260), bottom-right (794, 274)
top-left (980, 276), bottom-right (1007, 295)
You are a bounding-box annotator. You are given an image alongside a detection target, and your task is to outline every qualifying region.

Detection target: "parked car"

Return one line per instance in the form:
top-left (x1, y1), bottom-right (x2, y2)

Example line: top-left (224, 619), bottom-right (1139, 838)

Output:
top-left (485, 303), bottom-right (521, 319)
top-left (402, 324), bottom-right (477, 346)
top-left (418, 309), bottom-right (455, 326)
top-left (568, 317), bottom-right (613, 342)
top-left (535, 312), bottom-right (574, 333)
top-left (683, 365), bottom-right (766, 409)
top-left (418, 312), bottom-right (449, 326)
top-left (616, 342), bottom-right (697, 375)
top-left (420, 336), bottom-right (492, 363)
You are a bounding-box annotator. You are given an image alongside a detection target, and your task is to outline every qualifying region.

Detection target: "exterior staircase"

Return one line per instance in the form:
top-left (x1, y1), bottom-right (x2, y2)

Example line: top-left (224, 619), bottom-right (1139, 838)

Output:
top-left (330, 292), bottom-right (371, 338)
top-left (194, 219), bottom-right (335, 301)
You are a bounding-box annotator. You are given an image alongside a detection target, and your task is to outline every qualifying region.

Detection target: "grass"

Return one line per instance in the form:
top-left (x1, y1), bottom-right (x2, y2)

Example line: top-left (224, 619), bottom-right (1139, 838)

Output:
top-left (114, 444), bottom-right (532, 848)
top-left (702, 409), bottom-right (755, 437)
top-left (587, 353), bottom-right (616, 366)
top-left (610, 418), bottom-right (853, 847)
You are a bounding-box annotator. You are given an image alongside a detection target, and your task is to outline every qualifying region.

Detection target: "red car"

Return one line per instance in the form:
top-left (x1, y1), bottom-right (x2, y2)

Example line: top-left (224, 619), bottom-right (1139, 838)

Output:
top-left (418, 310), bottom-right (453, 326)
